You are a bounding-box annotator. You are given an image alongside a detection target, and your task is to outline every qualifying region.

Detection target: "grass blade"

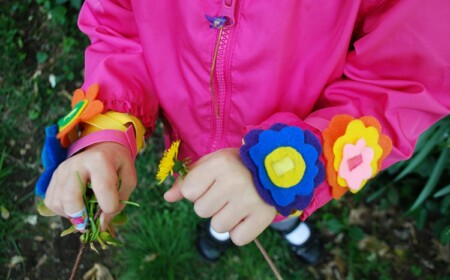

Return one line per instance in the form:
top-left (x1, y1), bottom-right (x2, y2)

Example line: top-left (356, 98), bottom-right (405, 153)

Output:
top-left (433, 184), bottom-right (450, 198)
top-left (121, 200), bottom-right (140, 207)
top-left (407, 146), bottom-right (449, 213)
top-left (60, 225), bottom-right (77, 237)
top-left (394, 126), bottom-right (445, 182)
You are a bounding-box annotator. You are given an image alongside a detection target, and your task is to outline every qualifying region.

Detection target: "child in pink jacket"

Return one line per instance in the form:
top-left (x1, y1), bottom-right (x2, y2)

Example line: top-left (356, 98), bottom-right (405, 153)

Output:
top-left (38, 0), bottom-right (450, 264)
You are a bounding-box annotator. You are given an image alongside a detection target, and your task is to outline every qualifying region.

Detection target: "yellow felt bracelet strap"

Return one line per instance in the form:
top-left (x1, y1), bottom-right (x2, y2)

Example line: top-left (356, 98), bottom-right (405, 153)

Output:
top-left (81, 111), bottom-right (146, 151)
top-left (82, 114), bottom-right (126, 134)
top-left (105, 112), bottom-right (145, 151)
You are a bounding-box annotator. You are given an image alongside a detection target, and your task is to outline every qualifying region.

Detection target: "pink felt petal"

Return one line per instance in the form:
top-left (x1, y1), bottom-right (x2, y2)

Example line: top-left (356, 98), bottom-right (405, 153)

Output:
top-left (338, 139), bottom-right (374, 191)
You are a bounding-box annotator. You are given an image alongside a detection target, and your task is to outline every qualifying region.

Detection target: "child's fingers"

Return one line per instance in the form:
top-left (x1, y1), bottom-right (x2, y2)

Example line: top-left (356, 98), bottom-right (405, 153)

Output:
top-left (44, 164), bottom-right (87, 218)
top-left (63, 174), bottom-right (89, 233)
top-left (98, 160), bottom-right (137, 231)
top-left (117, 157), bottom-right (137, 203)
top-left (176, 163), bottom-right (216, 202)
top-left (90, 164), bottom-right (121, 215)
top-left (210, 201), bottom-right (247, 233)
top-left (163, 178), bottom-right (184, 202)
top-left (192, 183), bottom-right (229, 218)
top-left (230, 210), bottom-right (275, 246)
top-left (44, 172), bottom-right (64, 216)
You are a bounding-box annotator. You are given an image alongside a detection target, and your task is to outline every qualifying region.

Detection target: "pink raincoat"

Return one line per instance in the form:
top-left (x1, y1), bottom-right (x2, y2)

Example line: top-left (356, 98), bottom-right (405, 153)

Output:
top-left (78, 0), bottom-right (450, 219)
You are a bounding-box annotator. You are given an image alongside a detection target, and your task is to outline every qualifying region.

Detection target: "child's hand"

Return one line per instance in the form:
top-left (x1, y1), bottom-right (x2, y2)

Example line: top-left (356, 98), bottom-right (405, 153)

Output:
top-left (44, 142), bottom-right (137, 231)
top-left (164, 148), bottom-right (277, 246)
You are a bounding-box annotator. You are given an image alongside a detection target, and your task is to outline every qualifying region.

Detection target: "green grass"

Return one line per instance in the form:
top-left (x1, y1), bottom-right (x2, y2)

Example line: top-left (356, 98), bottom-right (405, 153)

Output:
top-left (114, 141), bottom-right (311, 279)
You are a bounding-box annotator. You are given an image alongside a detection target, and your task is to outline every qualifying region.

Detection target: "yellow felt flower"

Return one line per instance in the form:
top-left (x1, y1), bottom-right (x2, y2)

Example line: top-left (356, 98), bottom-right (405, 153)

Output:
top-left (156, 140), bottom-right (180, 184)
top-left (322, 115), bottom-right (393, 199)
top-left (333, 119), bottom-right (383, 188)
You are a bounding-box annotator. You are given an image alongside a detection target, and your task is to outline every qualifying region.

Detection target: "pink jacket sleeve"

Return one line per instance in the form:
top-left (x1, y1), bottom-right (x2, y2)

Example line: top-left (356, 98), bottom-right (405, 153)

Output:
top-left (306, 1), bottom-right (450, 165)
top-left (258, 2), bottom-right (450, 220)
top-left (78, 0), bottom-right (159, 131)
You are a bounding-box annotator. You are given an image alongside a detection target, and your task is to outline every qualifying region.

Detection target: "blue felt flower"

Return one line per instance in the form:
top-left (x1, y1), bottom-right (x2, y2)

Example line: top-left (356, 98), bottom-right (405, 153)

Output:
top-left (35, 125), bottom-right (67, 198)
top-left (240, 124), bottom-right (325, 216)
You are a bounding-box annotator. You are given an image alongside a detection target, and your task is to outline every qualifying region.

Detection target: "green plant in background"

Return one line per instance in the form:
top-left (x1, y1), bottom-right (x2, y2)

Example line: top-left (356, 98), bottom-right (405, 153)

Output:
top-left (365, 116), bottom-right (450, 244)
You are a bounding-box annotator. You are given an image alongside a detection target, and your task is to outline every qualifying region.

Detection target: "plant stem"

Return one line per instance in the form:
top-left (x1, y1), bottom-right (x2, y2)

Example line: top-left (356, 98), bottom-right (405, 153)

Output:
top-left (69, 208), bottom-right (103, 280)
top-left (254, 238), bottom-right (283, 280)
top-left (69, 242), bottom-right (86, 280)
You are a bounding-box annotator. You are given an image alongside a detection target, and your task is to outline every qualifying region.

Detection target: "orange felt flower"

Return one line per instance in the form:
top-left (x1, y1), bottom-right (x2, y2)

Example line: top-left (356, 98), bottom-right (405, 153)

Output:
top-left (57, 84), bottom-right (104, 147)
top-left (323, 115), bottom-right (392, 199)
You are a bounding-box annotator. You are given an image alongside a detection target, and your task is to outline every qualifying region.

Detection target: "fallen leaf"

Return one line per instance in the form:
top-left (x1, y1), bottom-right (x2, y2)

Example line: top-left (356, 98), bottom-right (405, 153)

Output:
top-left (34, 236), bottom-right (44, 242)
top-left (8, 255), bottom-right (25, 268)
top-left (35, 254), bottom-right (48, 270)
top-left (24, 215), bottom-right (37, 226)
top-left (358, 235), bottom-right (390, 256)
top-left (348, 206), bottom-right (369, 226)
top-left (82, 263), bottom-right (114, 280)
top-left (1, 205), bottom-right (10, 220)
top-left (432, 239), bottom-right (450, 263)
top-left (143, 253), bottom-right (158, 263)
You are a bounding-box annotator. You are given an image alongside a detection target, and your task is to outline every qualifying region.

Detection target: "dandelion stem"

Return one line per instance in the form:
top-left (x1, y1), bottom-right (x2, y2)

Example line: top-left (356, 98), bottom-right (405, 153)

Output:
top-left (69, 242), bottom-right (86, 280)
top-left (254, 238), bottom-right (283, 280)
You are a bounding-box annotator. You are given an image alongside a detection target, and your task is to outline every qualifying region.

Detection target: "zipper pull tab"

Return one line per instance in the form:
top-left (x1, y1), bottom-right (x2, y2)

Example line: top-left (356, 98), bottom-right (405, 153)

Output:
top-left (220, 0), bottom-right (236, 26)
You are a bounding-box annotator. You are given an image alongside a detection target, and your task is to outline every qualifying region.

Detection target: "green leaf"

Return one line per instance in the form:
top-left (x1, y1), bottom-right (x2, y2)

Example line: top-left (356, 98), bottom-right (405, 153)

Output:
top-left (326, 219), bottom-right (345, 234)
top-left (121, 200), bottom-right (140, 207)
top-left (394, 127), bottom-right (444, 182)
top-left (89, 217), bottom-right (99, 242)
top-left (36, 52), bottom-right (48, 64)
top-left (70, 0), bottom-right (82, 9)
top-left (36, 201), bottom-right (56, 216)
top-left (96, 235), bottom-right (108, 250)
top-left (80, 229), bottom-right (90, 244)
top-left (366, 184), bottom-right (389, 203)
top-left (111, 212), bottom-right (128, 225)
top-left (440, 226), bottom-right (450, 244)
top-left (76, 172), bottom-right (87, 204)
top-left (60, 225), bottom-right (77, 237)
top-left (415, 208), bottom-right (427, 229)
top-left (407, 146), bottom-right (449, 213)
top-left (50, 5), bottom-right (67, 25)
top-left (92, 218), bottom-right (101, 241)
top-left (433, 184), bottom-right (450, 198)
top-left (99, 231), bottom-right (124, 247)
top-left (387, 188), bottom-right (399, 205)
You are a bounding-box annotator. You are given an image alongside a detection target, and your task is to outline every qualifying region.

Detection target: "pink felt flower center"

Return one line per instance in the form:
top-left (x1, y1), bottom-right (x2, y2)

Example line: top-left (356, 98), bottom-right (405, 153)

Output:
top-left (347, 154), bottom-right (363, 171)
top-left (338, 139), bottom-right (374, 191)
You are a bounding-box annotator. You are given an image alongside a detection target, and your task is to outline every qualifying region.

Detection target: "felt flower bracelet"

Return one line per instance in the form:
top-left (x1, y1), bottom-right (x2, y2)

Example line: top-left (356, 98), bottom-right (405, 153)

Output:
top-left (239, 115), bottom-right (392, 217)
top-left (322, 115), bottom-right (392, 199)
top-left (35, 84), bottom-right (146, 198)
top-left (240, 124), bottom-right (325, 217)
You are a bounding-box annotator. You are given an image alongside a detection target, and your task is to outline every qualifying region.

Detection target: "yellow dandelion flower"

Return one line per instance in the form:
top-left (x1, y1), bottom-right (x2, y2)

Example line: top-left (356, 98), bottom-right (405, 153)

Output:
top-left (156, 140), bottom-right (180, 184)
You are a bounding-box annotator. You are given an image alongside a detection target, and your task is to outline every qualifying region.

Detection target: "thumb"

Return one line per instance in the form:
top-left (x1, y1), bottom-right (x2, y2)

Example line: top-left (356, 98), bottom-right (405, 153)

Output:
top-left (163, 177), bottom-right (184, 203)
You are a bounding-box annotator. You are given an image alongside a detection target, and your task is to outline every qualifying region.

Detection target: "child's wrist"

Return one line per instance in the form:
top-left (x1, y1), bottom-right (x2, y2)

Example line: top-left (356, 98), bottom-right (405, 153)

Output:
top-left (81, 111), bottom-right (146, 152)
top-left (68, 126), bottom-right (138, 159)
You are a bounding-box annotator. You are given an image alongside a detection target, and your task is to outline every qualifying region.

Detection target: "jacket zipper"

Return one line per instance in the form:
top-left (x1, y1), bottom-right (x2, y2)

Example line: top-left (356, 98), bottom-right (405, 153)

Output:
top-left (211, 27), bottom-right (230, 151)
top-left (209, 0), bottom-right (237, 151)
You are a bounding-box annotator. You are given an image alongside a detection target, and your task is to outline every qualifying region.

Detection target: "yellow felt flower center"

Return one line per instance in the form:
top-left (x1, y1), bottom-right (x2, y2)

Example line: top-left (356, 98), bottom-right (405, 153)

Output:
top-left (264, 147), bottom-right (306, 188)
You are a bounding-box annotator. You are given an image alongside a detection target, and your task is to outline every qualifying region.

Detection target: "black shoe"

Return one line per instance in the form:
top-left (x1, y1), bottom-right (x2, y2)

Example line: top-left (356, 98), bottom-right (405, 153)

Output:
top-left (196, 221), bottom-right (233, 262)
top-left (278, 221), bottom-right (323, 266)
